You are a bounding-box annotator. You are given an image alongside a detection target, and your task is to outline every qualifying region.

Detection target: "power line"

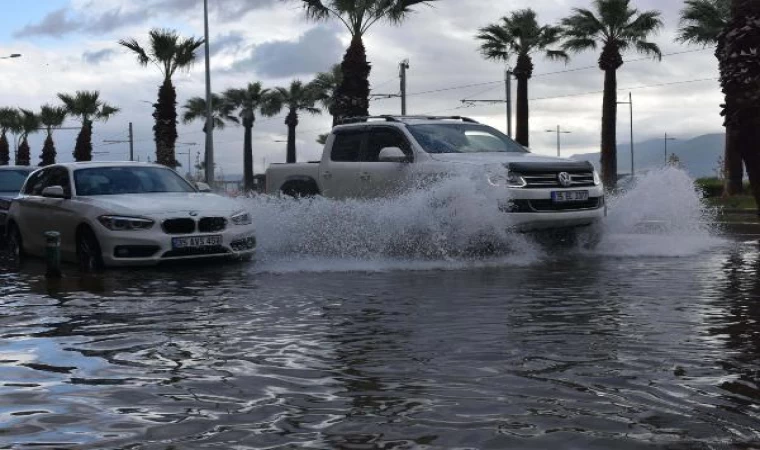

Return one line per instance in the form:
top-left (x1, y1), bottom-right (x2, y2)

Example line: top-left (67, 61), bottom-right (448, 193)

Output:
top-left (376, 48), bottom-right (714, 101)
top-left (529, 77), bottom-right (718, 102)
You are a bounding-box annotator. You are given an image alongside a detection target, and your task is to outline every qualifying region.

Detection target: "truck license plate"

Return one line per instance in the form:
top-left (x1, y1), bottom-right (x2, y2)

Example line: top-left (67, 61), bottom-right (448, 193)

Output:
top-left (172, 235), bottom-right (222, 249)
top-left (552, 190), bottom-right (589, 203)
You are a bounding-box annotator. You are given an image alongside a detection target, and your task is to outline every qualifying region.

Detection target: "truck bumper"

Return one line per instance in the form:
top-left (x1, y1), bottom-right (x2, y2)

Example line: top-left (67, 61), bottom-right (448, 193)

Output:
top-left (506, 208), bottom-right (606, 232)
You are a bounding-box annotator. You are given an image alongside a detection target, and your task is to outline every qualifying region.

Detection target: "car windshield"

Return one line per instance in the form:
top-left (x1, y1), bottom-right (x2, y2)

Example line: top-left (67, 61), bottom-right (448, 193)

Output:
top-left (407, 123), bottom-right (528, 154)
top-left (74, 166), bottom-right (196, 196)
top-left (0, 169), bottom-right (32, 192)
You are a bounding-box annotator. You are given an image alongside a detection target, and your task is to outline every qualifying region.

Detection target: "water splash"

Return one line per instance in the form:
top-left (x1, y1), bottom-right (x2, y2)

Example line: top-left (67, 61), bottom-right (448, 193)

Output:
top-left (241, 166), bottom-right (723, 272)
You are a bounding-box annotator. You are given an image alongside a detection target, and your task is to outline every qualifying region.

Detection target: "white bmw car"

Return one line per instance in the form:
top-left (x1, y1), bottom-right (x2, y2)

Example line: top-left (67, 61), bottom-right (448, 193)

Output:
top-left (5, 162), bottom-right (256, 269)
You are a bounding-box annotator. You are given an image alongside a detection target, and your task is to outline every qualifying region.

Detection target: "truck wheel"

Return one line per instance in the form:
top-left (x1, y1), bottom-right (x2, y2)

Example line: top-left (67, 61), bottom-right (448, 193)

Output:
top-left (77, 227), bottom-right (104, 271)
top-left (282, 181), bottom-right (319, 198)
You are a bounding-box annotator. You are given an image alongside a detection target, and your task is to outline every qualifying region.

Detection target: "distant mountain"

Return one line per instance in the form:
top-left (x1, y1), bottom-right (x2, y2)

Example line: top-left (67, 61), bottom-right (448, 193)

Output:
top-left (569, 133), bottom-right (725, 179)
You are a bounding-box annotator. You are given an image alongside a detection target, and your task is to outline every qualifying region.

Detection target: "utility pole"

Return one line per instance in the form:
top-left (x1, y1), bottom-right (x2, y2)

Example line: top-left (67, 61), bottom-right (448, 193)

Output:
top-left (546, 125), bottom-right (572, 157)
top-left (399, 59), bottom-right (409, 115)
top-left (460, 69), bottom-right (515, 138)
top-left (128, 122), bottom-right (134, 161)
top-left (203, 0), bottom-right (214, 186)
top-left (617, 93), bottom-right (634, 175)
top-left (506, 68), bottom-right (512, 138)
top-left (664, 133), bottom-right (677, 164)
top-left (103, 122), bottom-right (135, 161)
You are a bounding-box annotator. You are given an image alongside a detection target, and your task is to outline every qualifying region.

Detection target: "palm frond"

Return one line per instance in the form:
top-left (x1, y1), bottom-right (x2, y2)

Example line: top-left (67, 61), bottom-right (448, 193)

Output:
top-left (634, 40), bottom-right (662, 60)
top-left (118, 38), bottom-right (150, 66)
top-left (677, 0), bottom-right (729, 45)
top-left (561, 37), bottom-right (598, 53)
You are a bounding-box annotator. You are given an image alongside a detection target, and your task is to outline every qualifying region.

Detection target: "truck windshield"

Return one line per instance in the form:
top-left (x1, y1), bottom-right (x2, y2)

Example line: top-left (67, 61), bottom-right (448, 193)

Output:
top-left (74, 166), bottom-right (196, 196)
top-left (407, 124), bottom-right (528, 154)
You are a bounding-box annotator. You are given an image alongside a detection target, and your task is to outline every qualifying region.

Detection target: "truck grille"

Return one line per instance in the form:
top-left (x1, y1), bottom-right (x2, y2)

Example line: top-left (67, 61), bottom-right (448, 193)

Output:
top-left (162, 218), bottom-right (196, 234)
top-left (501, 197), bottom-right (603, 213)
top-left (198, 217), bottom-right (227, 233)
top-left (519, 172), bottom-right (595, 188)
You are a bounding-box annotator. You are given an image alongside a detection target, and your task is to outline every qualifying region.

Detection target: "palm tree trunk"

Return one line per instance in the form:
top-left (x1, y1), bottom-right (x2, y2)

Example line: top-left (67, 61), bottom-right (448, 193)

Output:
top-left (155, 79), bottom-right (178, 167)
top-left (40, 133), bottom-right (56, 167)
top-left (16, 138), bottom-right (30, 166)
top-left (285, 110), bottom-right (298, 164)
top-left (719, 0), bottom-right (760, 212)
top-left (601, 69), bottom-right (618, 188)
top-left (515, 76), bottom-right (529, 148)
top-left (335, 34), bottom-right (371, 122)
top-left (74, 121), bottom-right (93, 162)
top-left (0, 132), bottom-right (9, 166)
top-left (723, 125), bottom-right (744, 196)
top-left (243, 119), bottom-right (254, 192)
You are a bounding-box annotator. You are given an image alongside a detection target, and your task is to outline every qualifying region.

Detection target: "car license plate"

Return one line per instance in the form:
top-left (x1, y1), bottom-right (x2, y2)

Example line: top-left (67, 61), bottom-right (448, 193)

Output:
top-left (172, 235), bottom-right (222, 249)
top-left (552, 190), bottom-right (589, 203)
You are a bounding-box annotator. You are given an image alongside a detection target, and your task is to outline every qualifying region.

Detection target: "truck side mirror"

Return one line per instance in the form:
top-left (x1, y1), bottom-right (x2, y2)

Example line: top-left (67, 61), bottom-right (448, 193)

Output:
top-left (195, 182), bottom-right (212, 192)
top-left (378, 147), bottom-right (409, 163)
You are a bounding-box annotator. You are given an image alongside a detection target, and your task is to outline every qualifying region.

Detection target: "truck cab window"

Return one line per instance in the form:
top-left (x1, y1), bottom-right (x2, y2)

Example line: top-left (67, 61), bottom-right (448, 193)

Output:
top-left (331, 132), bottom-right (363, 162)
top-left (364, 128), bottom-right (412, 162)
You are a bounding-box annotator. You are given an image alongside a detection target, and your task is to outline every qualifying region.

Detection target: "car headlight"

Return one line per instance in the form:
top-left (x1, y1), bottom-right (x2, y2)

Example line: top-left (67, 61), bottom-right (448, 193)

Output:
top-left (98, 215), bottom-right (154, 231)
top-left (487, 171), bottom-right (526, 188)
top-left (230, 210), bottom-right (252, 226)
top-left (593, 170), bottom-right (602, 186)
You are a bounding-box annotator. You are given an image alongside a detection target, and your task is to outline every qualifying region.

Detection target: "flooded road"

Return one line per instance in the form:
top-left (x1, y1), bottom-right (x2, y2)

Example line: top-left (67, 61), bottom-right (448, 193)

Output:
top-left (1, 168), bottom-right (759, 449)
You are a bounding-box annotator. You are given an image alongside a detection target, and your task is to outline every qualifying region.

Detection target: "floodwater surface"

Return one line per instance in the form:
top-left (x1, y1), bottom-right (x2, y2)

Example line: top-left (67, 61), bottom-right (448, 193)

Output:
top-left (1, 168), bottom-right (759, 449)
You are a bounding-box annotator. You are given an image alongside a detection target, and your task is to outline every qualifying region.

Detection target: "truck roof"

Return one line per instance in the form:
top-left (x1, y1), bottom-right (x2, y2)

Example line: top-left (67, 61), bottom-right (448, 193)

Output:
top-left (332, 115), bottom-right (481, 130)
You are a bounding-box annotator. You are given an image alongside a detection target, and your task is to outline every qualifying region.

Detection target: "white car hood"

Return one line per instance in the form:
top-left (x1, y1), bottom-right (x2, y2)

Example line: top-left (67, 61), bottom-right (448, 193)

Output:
top-left (78, 192), bottom-right (244, 216)
top-left (429, 152), bottom-right (572, 166)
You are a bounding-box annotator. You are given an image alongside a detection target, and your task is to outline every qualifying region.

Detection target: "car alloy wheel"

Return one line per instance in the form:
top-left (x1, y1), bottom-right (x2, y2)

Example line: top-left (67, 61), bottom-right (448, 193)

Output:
top-left (77, 230), bottom-right (103, 271)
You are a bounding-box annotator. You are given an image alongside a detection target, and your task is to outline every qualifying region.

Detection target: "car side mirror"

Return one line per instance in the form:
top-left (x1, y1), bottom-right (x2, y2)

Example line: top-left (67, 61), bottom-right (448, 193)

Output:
top-left (195, 182), bottom-right (212, 192)
top-left (378, 147), bottom-right (409, 163)
top-left (41, 185), bottom-right (67, 199)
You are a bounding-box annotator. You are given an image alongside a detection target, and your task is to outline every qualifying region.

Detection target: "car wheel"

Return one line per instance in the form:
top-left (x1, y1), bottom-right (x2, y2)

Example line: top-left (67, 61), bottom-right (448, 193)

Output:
top-left (6, 224), bottom-right (23, 265)
top-left (77, 228), bottom-right (104, 271)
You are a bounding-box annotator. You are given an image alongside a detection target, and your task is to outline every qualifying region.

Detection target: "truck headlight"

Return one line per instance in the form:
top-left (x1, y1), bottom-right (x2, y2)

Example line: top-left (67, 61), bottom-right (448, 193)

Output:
top-left (231, 210), bottom-right (252, 226)
top-left (98, 215), bottom-right (154, 231)
top-left (593, 170), bottom-right (602, 186)
top-left (488, 172), bottom-right (526, 188)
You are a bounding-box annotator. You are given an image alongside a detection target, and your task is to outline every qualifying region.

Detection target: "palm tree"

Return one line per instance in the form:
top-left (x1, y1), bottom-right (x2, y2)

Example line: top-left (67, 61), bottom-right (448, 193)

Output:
top-left (0, 107), bottom-right (20, 166)
top-left (223, 82), bottom-right (279, 192)
top-left (16, 109), bottom-right (40, 166)
top-left (38, 104), bottom-right (67, 166)
top-left (476, 9), bottom-right (568, 148)
top-left (299, 0), bottom-right (437, 122)
top-left (311, 64), bottom-right (342, 127)
top-left (119, 29), bottom-right (204, 167)
top-left (677, 0), bottom-right (739, 196)
top-left (717, 0), bottom-right (760, 211)
top-left (561, 0), bottom-right (663, 188)
top-left (182, 94), bottom-right (238, 132)
top-left (269, 80), bottom-right (322, 163)
top-left (58, 91), bottom-right (119, 162)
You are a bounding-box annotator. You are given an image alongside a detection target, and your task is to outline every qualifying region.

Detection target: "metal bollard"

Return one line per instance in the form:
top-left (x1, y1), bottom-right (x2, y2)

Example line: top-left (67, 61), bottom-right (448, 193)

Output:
top-left (45, 231), bottom-right (61, 278)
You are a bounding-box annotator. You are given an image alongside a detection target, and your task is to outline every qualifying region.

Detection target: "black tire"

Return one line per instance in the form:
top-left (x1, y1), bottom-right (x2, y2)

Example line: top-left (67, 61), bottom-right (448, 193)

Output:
top-left (281, 181), bottom-right (319, 198)
top-left (6, 223), bottom-right (23, 265)
top-left (77, 228), bottom-right (104, 271)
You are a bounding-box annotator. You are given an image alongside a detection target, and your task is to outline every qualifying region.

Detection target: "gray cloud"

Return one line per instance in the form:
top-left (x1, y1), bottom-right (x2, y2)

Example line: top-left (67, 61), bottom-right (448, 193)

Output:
top-left (15, 0), bottom-right (278, 38)
top-left (210, 32), bottom-right (246, 56)
top-left (82, 48), bottom-right (117, 65)
top-left (231, 26), bottom-right (343, 77)
top-left (14, 8), bottom-right (81, 38)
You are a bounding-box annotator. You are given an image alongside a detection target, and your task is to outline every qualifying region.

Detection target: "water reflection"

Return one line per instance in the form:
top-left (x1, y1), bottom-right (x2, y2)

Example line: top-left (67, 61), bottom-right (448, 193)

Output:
top-left (1, 239), bottom-right (760, 448)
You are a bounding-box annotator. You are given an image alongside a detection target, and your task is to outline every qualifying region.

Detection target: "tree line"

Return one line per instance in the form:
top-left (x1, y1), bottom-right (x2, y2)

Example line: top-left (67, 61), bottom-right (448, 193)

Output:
top-left (0, 0), bottom-right (757, 209)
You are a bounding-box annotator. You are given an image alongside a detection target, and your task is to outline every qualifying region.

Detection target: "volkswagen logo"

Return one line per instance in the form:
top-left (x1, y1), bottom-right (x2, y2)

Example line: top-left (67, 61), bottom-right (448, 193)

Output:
top-left (558, 172), bottom-right (573, 187)
top-left (188, 211), bottom-right (198, 217)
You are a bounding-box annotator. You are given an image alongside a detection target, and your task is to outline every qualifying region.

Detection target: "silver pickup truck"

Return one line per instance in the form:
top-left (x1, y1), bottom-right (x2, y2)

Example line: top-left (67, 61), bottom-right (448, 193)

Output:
top-left (265, 116), bottom-right (605, 231)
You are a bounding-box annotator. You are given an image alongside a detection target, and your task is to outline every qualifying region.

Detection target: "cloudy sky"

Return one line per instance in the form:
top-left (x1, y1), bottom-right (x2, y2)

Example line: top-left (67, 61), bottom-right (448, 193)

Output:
top-left (0, 0), bottom-right (720, 176)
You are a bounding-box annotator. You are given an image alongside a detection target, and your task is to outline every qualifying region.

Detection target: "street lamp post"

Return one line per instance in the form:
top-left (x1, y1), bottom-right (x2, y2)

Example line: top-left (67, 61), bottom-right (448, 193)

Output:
top-left (203, 0), bottom-right (214, 186)
top-left (545, 125), bottom-right (572, 157)
top-left (617, 92), bottom-right (634, 176)
top-left (664, 133), bottom-right (677, 164)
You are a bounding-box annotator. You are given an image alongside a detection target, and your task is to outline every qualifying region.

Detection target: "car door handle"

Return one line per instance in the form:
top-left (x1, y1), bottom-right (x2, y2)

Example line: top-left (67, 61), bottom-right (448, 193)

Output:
top-left (322, 171), bottom-right (333, 179)
top-left (359, 172), bottom-right (371, 181)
